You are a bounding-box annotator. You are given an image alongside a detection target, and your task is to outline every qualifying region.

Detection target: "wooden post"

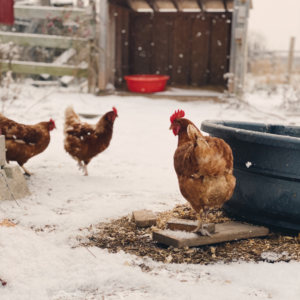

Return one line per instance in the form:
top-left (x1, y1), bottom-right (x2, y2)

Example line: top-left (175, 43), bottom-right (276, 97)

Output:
top-left (287, 37), bottom-right (295, 84)
top-left (40, 0), bottom-right (51, 5)
top-left (98, 0), bottom-right (108, 91)
top-left (229, 0), bottom-right (250, 94)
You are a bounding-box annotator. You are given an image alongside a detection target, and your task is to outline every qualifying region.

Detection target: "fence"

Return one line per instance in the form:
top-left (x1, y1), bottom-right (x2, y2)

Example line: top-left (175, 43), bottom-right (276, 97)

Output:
top-left (0, 3), bottom-right (97, 90)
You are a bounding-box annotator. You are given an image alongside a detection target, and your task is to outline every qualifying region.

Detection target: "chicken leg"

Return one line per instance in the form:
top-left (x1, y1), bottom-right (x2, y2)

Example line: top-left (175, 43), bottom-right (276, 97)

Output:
top-left (77, 161), bottom-right (84, 172)
top-left (21, 165), bottom-right (33, 176)
top-left (193, 208), bottom-right (211, 237)
top-left (83, 164), bottom-right (88, 176)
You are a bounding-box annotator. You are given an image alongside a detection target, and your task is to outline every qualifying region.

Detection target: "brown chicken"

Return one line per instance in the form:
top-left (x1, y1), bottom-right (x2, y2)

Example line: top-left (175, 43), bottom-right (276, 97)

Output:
top-left (0, 114), bottom-right (56, 176)
top-left (64, 106), bottom-right (118, 176)
top-left (170, 110), bottom-right (236, 236)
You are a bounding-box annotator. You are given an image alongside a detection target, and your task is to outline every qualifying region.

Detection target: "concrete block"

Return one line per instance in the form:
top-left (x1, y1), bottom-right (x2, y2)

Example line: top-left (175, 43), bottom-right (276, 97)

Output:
top-left (0, 165), bottom-right (31, 201)
top-left (0, 136), bottom-right (5, 167)
top-left (132, 210), bottom-right (157, 227)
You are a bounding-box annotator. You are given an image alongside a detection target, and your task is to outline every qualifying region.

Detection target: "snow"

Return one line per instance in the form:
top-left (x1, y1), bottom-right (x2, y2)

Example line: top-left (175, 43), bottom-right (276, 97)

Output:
top-left (0, 84), bottom-right (300, 299)
top-left (246, 162), bottom-right (252, 168)
top-left (154, 87), bottom-right (223, 97)
top-left (161, 229), bottom-right (199, 239)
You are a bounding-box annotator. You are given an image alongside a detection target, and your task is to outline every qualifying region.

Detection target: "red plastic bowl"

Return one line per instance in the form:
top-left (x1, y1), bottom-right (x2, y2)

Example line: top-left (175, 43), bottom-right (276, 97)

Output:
top-left (124, 75), bottom-right (170, 93)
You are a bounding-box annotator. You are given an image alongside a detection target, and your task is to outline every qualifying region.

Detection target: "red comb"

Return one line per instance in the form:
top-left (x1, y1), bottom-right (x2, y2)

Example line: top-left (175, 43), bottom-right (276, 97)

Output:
top-left (113, 107), bottom-right (117, 115)
top-left (50, 119), bottom-right (55, 125)
top-left (170, 109), bottom-right (185, 123)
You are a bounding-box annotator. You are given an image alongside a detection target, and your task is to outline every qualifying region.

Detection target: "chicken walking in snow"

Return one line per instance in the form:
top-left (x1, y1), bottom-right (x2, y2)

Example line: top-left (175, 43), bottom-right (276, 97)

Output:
top-left (169, 110), bottom-right (236, 236)
top-left (0, 114), bottom-right (56, 176)
top-left (64, 106), bottom-right (118, 176)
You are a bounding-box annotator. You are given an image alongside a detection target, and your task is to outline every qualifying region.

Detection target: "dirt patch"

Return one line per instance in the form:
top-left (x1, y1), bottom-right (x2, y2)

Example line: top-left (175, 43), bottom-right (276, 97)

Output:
top-left (83, 204), bottom-right (300, 265)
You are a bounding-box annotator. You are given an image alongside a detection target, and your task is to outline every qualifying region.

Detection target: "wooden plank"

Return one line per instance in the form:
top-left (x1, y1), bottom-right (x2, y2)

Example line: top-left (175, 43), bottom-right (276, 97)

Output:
top-left (172, 15), bottom-right (191, 85)
top-left (129, 13), bottom-right (153, 75)
top-left (128, 0), bottom-right (153, 12)
top-left (1, 60), bottom-right (88, 77)
top-left (107, 5), bottom-right (116, 86)
top-left (190, 15), bottom-right (210, 86)
top-left (153, 222), bottom-right (269, 248)
top-left (226, 0), bottom-right (233, 12)
top-left (154, 0), bottom-right (177, 12)
top-left (166, 219), bottom-right (215, 233)
top-left (14, 5), bottom-right (86, 20)
top-left (121, 9), bottom-right (130, 81)
top-left (209, 16), bottom-right (230, 85)
top-left (132, 210), bottom-right (157, 227)
top-left (114, 6), bottom-right (127, 87)
top-left (201, 0), bottom-right (226, 12)
top-left (41, 47), bottom-right (76, 79)
top-left (99, 0), bottom-right (109, 90)
top-left (152, 14), bottom-right (172, 78)
top-left (0, 32), bottom-right (87, 49)
top-left (175, 0), bottom-right (201, 12)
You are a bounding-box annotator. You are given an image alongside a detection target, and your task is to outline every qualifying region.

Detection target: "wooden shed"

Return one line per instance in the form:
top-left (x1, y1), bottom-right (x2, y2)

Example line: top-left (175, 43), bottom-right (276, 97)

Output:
top-left (98, 0), bottom-right (251, 93)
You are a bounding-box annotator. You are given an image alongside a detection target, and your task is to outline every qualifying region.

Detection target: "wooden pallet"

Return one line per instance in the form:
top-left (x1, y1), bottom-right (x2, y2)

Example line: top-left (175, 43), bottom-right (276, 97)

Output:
top-left (153, 221), bottom-right (269, 248)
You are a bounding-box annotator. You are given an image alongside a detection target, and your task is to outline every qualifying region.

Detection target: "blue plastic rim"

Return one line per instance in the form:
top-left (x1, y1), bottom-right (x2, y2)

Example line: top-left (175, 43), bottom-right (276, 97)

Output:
top-left (201, 120), bottom-right (300, 231)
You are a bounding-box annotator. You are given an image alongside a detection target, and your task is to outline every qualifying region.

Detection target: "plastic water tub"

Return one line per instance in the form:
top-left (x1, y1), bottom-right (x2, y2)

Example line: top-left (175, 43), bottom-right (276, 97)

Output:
top-left (124, 75), bottom-right (170, 93)
top-left (201, 120), bottom-right (300, 230)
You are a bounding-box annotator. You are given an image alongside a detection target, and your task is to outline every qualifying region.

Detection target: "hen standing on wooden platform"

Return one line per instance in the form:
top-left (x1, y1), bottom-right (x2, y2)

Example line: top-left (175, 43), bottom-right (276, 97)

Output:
top-left (64, 106), bottom-right (118, 176)
top-left (169, 110), bottom-right (236, 236)
top-left (0, 114), bottom-right (56, 176)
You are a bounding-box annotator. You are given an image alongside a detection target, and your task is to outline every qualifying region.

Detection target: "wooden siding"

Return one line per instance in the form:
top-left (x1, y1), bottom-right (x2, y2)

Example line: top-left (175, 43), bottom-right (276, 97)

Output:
top-left (110, 6), bottom-right (232, 87)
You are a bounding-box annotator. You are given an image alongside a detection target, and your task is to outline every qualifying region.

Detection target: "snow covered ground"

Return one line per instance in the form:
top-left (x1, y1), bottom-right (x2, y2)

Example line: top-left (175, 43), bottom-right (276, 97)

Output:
top-left (0, 84), bottom-right (300, 300)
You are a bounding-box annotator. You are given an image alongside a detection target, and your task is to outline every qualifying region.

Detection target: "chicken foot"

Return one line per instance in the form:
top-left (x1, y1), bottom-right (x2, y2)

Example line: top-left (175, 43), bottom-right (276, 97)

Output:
top-left (21, 165), bottom-right (33, 176)
top-left (193, 208), bottom-right (211, 237)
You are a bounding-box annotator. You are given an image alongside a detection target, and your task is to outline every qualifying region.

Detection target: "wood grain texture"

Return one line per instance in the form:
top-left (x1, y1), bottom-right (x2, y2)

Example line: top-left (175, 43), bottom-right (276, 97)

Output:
top-left (190, 15), bottom-right (210, 86)
top-left (132, 210), bottom-right (157, 227)
top-left (167, 219), bottom-right (215, 233)
top-left (0, 31), bottom-right (87, 49)
top-left (129, 12), bottom-right (153, 74)
top-left (209, 16), bottom-right (230, 85)
top-left (1, 60), bottom-right (87, 77)
top-left (153, 222), bottom-right (269, 248)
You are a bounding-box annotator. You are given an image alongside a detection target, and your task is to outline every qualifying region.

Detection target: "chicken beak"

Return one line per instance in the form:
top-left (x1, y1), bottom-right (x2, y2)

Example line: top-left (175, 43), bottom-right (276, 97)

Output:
top-left (169, 124), bottom-right (173, 130)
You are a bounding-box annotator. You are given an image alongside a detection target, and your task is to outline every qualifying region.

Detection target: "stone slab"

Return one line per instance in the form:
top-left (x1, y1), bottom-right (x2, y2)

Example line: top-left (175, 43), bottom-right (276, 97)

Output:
top-left (0, 165), bottom-right (31, 201)
top-left (166, 219), bottom-right (215, 233)
top-left (153, 222), bottom-right (269, 248)
top-left (132, 210), bottom-right (157, 227)
top-left (0, 136), bottom-right (5, 167)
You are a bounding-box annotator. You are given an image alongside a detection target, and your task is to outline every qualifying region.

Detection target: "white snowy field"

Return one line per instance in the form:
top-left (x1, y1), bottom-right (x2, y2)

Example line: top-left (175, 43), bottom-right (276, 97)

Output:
top-left (0, 84), bottom-right (300, 300)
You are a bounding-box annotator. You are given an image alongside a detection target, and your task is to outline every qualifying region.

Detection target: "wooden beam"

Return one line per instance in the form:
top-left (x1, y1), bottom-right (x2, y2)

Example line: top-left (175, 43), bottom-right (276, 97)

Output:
top-left (14, 5), bottom-right (86, 20)
top-left (201, 0), bottom-right (225, 12)
top-left (153, 222), bottom-right (269, 248)
top-left (225, 0), bottom-right (233, 11)
top-left (98, 0), bottom-right (109, 90)
top-left (0, 32), bottom-right (88, 49)
top-left (153, 0), bottom-right (177, 12)
top-left (0, 60), bottom-right (88, 77)
top-left (128, 0), bottom-right (153, 12)
top-left (175, 0), bottom-right (201, 12)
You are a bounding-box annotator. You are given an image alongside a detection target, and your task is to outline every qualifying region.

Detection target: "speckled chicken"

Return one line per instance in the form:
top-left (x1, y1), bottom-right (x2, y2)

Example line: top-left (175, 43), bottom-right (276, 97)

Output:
top-left (0, 114), bottom-right (56, 176)
top-left (63, 106), bottom-right (118, 176)
top-left (170, 110), bottom-right (236, 236)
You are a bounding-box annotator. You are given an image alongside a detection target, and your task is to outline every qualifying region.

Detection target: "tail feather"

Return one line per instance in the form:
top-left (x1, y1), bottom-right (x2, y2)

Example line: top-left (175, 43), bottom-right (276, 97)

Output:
top-left (64, 106), bottom-right (81, 133)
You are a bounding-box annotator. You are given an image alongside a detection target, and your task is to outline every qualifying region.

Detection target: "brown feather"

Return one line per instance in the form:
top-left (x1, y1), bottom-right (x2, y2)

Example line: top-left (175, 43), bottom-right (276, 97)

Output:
top-left (173, 118), bottom-right (236, 213)
top-left (63, 106), bottom-right (116, 165)
top-left (0, 113), bottom-right (52, 166)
